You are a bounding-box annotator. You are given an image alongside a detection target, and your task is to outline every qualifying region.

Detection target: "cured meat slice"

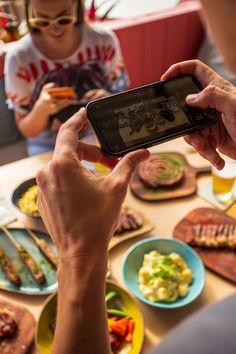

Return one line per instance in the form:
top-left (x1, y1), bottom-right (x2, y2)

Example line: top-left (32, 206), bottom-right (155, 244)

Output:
top-left (115, 208), bottom-right (144, 235)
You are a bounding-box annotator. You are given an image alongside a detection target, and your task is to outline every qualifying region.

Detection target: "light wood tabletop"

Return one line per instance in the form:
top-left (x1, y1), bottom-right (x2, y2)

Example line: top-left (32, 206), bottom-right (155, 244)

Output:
top-left (0, 138), bottom-right (236, 353)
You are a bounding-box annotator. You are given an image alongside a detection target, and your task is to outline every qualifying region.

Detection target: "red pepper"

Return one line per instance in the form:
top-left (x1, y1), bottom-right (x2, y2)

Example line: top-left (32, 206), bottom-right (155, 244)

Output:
top-left (125, 318), bottom-right (135, 343)
top-left (109, 316), bottom-right (130, 338)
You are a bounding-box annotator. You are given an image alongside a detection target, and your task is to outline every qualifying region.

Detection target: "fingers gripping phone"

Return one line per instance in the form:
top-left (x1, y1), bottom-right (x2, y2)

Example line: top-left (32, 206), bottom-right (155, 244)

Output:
top-left (86, 75), bottom-right (219, 157)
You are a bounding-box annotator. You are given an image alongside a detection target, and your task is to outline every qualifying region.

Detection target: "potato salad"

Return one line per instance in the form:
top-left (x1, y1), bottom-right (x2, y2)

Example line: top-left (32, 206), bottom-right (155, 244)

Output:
top-left (138, 250), bottom-right (192, 302)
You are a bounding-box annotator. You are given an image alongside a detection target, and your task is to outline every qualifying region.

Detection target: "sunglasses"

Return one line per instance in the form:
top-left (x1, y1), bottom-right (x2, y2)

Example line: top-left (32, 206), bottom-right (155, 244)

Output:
top-left (29, 15), bottom-right (77, 29)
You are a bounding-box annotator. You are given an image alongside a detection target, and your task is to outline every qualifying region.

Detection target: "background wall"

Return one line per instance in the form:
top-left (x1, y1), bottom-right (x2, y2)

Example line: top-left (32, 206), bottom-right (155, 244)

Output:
top-left (106, 1), bottom-right (203, 88)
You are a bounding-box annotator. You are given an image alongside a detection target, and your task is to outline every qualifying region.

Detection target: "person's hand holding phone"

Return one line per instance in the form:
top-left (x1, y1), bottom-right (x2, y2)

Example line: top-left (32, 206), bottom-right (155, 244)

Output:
top-left (161, 59), bottom-right (236, 169)
top-left (36, 108), bottom-right (149, 259)
top-left (37, 83), bottom-right (76, 117)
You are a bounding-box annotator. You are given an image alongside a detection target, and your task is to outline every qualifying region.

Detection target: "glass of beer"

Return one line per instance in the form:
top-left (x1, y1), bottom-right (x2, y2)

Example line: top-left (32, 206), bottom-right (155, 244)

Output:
top-left (212, 155), bottom-right (236, 203)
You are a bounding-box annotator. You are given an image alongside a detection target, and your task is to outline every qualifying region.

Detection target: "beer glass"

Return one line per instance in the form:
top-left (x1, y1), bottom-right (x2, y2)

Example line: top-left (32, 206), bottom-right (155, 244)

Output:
top-left (212, 155), bottom-right (236, 202)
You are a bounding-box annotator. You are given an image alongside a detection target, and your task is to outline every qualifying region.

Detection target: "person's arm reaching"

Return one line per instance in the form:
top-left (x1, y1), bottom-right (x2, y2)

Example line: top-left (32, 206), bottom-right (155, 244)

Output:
top-left (15, 83), bottom-right (74, 138)
top-left (36, 108), bottom-right (149, 354)
top-left (161, 59), bottom-right (236, 169)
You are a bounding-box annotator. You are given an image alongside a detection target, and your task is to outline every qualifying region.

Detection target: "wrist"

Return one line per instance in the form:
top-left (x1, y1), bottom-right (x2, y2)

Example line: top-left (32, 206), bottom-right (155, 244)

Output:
top-left (34, 98), bottom-right (51, 117)
top-left (55, 229), bottom-right (112, 265)
top-left (57, 252), bottom-right (108, 293)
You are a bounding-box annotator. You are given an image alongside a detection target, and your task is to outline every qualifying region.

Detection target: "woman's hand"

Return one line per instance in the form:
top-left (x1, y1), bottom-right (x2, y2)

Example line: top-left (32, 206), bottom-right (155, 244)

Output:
top-left (37, 83), bottom-right (75, 116)
top-left (161, 60), bottom-right (236, 169)
top-left (14, 82), bottom-right (76, 138)
top-left (82, 89), bottom-right (110, 101)
top-left (36, 108), bottom-right (149, 268)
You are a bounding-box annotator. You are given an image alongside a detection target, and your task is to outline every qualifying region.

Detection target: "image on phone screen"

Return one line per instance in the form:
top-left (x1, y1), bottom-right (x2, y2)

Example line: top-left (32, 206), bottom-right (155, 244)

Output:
top-left (88, 75), bottom-right (217, 155)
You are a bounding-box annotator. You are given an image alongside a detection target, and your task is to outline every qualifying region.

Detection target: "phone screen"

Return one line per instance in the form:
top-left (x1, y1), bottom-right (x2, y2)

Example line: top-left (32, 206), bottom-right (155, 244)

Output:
top-left (87, 75), bottom-right (218, 155)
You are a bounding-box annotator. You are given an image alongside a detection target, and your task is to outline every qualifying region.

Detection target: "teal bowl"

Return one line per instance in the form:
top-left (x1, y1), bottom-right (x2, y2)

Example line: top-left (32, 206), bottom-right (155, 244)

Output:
top-left (122, 237), bottom-right (205, 309)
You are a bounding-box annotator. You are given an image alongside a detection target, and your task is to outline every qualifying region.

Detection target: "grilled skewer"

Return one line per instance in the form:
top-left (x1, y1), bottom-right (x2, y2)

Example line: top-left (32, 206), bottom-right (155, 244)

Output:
top-left (190, 223), bottom-right (236, 249)
top-left (0, 247), bottom-right (21, 286)
top-left (26, 228), bottom-right (59, 268)
top-left (1, 226), bottom-right (46, 284)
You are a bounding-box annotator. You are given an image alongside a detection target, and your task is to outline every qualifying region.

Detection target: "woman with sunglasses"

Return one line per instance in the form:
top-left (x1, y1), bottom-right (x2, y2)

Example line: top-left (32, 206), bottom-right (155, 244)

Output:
top-left (4, 0), bottom-right (129, 156)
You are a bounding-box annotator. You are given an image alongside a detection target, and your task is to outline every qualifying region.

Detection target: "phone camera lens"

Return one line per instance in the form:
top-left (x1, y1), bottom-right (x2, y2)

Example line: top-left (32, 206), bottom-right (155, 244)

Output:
top-left (203, 108), bottom-right (218, 120)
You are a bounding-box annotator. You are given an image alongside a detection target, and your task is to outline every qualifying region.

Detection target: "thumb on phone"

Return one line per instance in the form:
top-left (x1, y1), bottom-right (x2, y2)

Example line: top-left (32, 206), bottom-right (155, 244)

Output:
top-left (186, 85), bottom-right (234, 113)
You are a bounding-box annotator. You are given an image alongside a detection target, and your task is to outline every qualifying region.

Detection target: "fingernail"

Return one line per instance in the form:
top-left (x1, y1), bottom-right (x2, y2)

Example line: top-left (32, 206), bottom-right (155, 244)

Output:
top-left (79, 107), bottom-right (86, 113)
top-left (190, 141), bottom-right (197, 149)
top-left (186, 94), bottom-right (198, 102)
top-left (140, 150), bottom-right (150, 161)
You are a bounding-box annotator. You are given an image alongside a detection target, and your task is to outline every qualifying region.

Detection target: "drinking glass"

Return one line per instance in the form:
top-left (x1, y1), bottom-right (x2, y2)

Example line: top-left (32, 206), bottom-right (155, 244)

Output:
top-left (211, 155), bottom-right (236, 203)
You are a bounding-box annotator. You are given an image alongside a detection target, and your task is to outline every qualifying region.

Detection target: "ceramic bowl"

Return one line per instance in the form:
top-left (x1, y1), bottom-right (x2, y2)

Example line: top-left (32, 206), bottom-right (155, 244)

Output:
top-left (12, 177), bottom-right (40, 217)
top-left (122, 237), bottom-right (205, 309)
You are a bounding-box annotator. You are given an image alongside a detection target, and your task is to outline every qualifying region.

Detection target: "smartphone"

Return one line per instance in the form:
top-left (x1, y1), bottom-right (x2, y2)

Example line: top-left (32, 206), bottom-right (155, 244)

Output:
top-left (46, 86), bottom-right (76, 99)
top-left (49, 101), bottom-right (87, 124)
top-left (86, 74), bottom-right (219, 157)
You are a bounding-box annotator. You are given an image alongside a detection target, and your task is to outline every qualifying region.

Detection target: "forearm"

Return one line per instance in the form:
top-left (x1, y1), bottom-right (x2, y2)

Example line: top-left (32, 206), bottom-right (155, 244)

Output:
top-left (53, 252), bottom-right (110, 354)
top-left (17, 101), bottom-right (50, 138)
top-left (201, 0), bottom-right (236, 74)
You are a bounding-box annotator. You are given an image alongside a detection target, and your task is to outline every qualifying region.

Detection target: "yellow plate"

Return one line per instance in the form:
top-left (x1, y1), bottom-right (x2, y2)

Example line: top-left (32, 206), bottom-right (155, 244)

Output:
top-left (36, 280), bottom-right (144, 354)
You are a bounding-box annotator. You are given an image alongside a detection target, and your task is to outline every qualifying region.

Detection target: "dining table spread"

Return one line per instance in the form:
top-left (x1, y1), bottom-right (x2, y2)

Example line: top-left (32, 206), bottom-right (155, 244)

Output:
top-left (0, 137), bottom-right (236, 353)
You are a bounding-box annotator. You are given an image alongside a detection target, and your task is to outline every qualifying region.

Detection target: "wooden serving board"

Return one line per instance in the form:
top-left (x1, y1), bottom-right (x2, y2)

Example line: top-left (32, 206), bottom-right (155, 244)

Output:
top-left (173, 207), bottom-right (236, 283)
top-left (130, 152), bottom-right (210, 202)
top-left (0, 298), bottom-right (35, 353)
top-left (108, 212), bottom-right (154, 250)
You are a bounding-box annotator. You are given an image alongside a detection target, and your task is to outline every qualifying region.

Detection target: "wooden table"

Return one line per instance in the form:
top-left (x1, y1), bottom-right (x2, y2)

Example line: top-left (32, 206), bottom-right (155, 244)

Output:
top-left (0, 138), bottom-right (236, 354)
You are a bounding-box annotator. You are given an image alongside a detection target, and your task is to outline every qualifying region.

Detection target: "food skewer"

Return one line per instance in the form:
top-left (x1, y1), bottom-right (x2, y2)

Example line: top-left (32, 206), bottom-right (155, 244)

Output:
top-left (26, 228), bottom-right (59, 268)
top-left (1, 226), bottom-right (46, 284)
top-left (0, 247), bottom-right (21, 286)
top-left (190, 223), bottom-right (236, 249)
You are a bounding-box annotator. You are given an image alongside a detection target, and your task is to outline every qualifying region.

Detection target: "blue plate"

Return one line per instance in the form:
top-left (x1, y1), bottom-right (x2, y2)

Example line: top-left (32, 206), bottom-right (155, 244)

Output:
top-left (12, 177), bottom-right (40, 218)
top-left (122, 237), bottom-right (205, 309)
top-left (0, 228), bottom-right (57, 295)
